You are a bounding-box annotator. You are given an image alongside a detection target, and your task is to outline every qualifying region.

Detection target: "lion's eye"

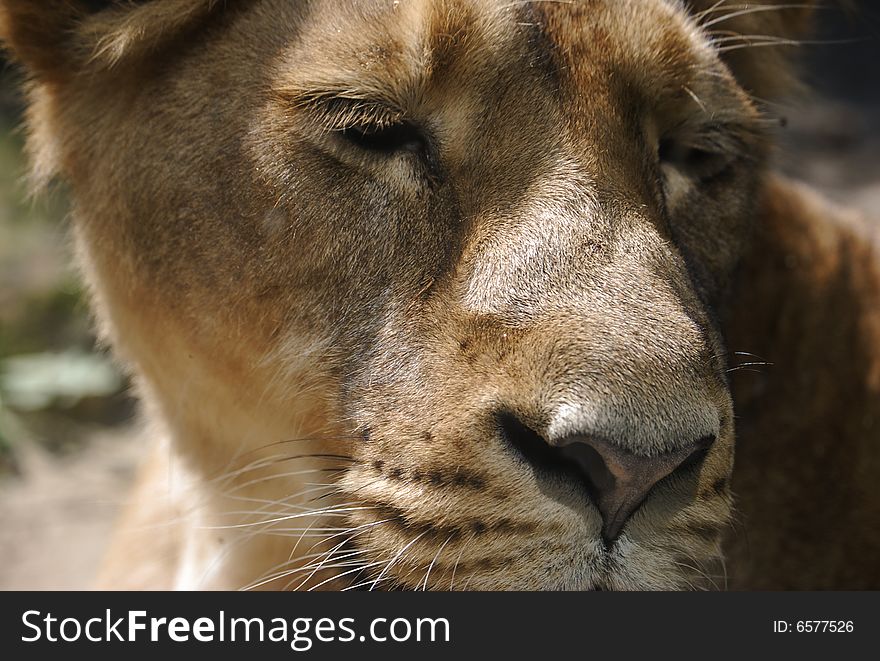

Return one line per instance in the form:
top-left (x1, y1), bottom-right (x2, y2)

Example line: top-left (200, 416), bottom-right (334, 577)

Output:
top-left (658, 138), bottom-right (733, 183)
top-left (340, 121), bottom-right (427, 155)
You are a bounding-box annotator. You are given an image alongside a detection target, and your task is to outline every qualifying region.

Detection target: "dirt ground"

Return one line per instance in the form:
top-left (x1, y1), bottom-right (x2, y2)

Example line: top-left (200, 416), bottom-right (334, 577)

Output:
top-left (0, 428), bottom-right (145, 590)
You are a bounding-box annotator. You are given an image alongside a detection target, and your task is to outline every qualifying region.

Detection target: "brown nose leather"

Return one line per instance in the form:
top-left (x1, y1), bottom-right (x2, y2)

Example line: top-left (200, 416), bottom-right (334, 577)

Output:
top-left (555, 435), bottom-right (713, 544)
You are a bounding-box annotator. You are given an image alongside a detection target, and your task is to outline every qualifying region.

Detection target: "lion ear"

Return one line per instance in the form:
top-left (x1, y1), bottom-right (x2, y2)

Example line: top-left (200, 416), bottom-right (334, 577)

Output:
top-left (684, 0), bottom-right (820, 98)
top-left (0, 0), bottom-right (219, 81)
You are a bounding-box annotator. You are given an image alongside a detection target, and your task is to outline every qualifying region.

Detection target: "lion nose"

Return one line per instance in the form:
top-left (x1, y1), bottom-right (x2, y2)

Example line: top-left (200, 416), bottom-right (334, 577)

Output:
top-left (553, 434), bottom-right (715, 545)
top-left (498, 413), bottom-right (716, 544)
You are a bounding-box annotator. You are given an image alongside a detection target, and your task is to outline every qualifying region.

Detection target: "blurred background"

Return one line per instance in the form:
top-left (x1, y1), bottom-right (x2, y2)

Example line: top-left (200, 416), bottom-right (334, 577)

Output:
top-left (0, 59), bottom-right (140, 589)
top-left (0, 4), bottom-right (879, 589)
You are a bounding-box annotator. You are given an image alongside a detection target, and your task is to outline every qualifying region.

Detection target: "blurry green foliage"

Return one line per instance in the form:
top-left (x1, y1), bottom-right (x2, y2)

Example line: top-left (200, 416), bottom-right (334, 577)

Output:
top-left (1, 350), bottom-right (122, 412)
top-left (0, 62), bottom-right (129, 474)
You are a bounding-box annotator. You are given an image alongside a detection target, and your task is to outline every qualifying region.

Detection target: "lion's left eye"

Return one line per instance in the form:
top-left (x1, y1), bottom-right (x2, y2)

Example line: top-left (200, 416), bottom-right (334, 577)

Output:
top-left (340, 121), bottom-right (427, 156)
top-left (658, 138), bottom-right (734, 183)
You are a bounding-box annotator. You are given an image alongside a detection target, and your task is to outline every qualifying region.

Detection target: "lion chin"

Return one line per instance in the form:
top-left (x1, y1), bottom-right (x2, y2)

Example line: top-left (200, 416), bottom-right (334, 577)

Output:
top-left (1, 0), bottom-right (877, 590)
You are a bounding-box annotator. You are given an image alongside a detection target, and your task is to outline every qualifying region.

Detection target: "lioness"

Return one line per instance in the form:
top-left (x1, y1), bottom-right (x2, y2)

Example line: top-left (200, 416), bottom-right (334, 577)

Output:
top-left (1, 0), bottom-right (878, 590)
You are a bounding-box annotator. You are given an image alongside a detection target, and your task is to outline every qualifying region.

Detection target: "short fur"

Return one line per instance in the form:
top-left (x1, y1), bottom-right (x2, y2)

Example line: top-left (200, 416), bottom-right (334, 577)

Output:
top-left (1, 0), bottom-right (877, 589)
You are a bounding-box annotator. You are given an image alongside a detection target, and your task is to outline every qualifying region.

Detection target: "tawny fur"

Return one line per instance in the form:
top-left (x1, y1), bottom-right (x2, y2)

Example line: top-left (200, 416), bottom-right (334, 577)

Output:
top-left (725, 177), bottom-right (880, 589)
top-left (1, 0), bottom-right (876, 590)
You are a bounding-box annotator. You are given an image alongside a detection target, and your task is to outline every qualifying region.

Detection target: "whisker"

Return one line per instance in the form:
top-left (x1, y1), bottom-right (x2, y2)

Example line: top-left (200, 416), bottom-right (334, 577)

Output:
top-left (225, 469), bottom-right (347, 495)
top-left (449, 533), bottom-right (475, 590)
top-left (717, 37), bottom-right (860, 54)
top-left (294, 520), bottom-right (392, 591)
top-left (198, 505), bottom-right (381, 530)
top-left (225, 485), bottom-right (341, 510)
top-left (369, 530), bottom-right (431, 591)
top-left (700, 3), bottom-right (833, 30)
top-left (236, 436), bottom-right (359, 461)
top-left (301, 511), bottom-right (386, 551)
top-left (726, 361), bottom-right (772, 373)
top-left (734, 351), bottom-right (769, 359)
top-left (421, 534), bottom-right (454, 591)
top-left (241, 549), bottom-right (367, 591)
top-left (683, 85), bottom-right (708, 114)
top-left (693, 0), bottom-right (731, 23)
top-left (307, 561), bottom-right (388, 591)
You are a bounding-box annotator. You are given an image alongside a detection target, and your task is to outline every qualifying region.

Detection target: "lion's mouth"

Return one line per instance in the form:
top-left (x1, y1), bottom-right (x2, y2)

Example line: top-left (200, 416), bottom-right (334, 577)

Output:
top-left (325, 408), bottom-right (730, 591)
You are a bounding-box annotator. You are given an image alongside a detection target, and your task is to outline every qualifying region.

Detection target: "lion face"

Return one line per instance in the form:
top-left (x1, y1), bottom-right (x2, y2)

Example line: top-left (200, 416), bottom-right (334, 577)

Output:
top-left (3, 0), bottom-right (793, 589)
top-left (252, 0), bottom-right (763, 590)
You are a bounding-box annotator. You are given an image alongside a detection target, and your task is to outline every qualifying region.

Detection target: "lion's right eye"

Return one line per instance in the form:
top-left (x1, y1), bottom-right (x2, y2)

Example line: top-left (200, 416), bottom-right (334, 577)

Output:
top-left (658, 137), bottom-right (734, 183)
top-left (339, 121), bottom-right (427, 156)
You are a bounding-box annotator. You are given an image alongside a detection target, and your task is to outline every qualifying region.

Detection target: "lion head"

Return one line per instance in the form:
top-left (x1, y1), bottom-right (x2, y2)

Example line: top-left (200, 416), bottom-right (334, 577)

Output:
top-left (0, 0), bottom-right (827, 590)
